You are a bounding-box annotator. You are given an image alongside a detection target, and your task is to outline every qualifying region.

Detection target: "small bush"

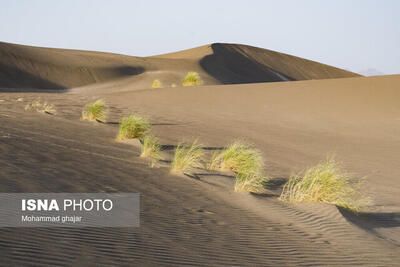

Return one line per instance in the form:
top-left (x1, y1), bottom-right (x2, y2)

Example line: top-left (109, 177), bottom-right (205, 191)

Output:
top-left (82, 99), bottom-right (108, 123)
top-left (279, 157), bottom-right (368, 212)
top-left (141, 135), bottom-right (162, 159)
top-left (152, 79), bottom-right (162, 88)
top-left (117, 114), bottom-right (150, 140)
top-left (171, 140), bottom-right (203, 175)
top-left (182, 72), bottom-right (203, 86)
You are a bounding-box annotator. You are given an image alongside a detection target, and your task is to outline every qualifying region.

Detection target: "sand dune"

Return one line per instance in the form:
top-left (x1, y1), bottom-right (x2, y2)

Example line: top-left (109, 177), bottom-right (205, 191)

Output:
top-left (0, 42), bottom-right (399, 265)
top-left (0, 41), bottom-right (360, 91)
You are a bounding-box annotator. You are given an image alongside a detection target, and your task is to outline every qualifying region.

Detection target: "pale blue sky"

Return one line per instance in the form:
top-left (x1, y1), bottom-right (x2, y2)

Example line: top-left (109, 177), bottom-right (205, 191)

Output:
top-left (0, 0), bottom-right (399, 74)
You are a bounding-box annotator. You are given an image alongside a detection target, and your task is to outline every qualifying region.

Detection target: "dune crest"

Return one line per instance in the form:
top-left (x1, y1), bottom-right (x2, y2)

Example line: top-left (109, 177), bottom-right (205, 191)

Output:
top-left (0, 41), bottom-right (360, 91)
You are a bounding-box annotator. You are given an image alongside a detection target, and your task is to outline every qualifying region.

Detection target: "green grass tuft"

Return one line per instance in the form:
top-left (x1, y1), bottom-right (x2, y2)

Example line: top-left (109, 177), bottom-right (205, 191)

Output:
top-left (234, 172), bottom-right (269, 193)
top-left (171, 140), bottom-right (203, 175)
top-left (279, 157), bottom-right (369, 212)
top-left (82, 99), bottom-right (108, 123)
top-left (117, 114), bottom-right (151, 140)
top-left (209, 140), bottom-right (267, 192)
top-left (219, 141), bottom-right (263, 177)
top-left (140, 135), bottom-right (162, 160)
top-left (182, 72), bottom-right (203, 86)
top-left (152, 79), bottom-right (162, 88)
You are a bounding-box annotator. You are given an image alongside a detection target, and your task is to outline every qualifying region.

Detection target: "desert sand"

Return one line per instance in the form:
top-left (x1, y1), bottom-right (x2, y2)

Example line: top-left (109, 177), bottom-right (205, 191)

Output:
top-left (0, 41), bottom-right (399, 266)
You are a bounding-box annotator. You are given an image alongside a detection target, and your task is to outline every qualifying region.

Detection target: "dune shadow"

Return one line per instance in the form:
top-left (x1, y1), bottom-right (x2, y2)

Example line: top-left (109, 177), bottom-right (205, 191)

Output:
top-left (339, 208), bottom-right (400, 229)
top-left (0, 63), bottom-right (66, 91)
top-left (0, 63), bottom-right (145, 91)
top-left (339, 207), bottom-right (400, 245)
top-left (265, 177), bottom-right (287, 191)
top-left (196, 172), bottom-right (234, 179)
top-left (199, 43), bottom-right (293, 84)
top-left (106, 121), bottom-right (120, 125)
top-left (110, 66), bottom-right (144, 76)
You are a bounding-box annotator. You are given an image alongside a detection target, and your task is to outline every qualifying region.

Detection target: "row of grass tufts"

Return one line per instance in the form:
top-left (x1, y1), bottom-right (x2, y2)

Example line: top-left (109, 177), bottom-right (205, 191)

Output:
top-left (80, 100), bottom-right (369, 212)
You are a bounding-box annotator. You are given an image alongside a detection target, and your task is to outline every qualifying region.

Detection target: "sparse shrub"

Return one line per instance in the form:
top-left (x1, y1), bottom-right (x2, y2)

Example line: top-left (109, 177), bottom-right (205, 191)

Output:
top-left (82, 99), bottom-right (108, 123)
top-left (152, 79), bottom-right (162, 88)
top-left (141, 135), bottom-right (162, 159)
top-left (171, 140), bottom-right (203, 175)
top-left (279, 157), bottom-right (368, 212)
top-left (117, 114), bottom-right (150, 140)
top-left (182, 72), bottom-right (203, 86)
top-left (25, 99), bottom-right (56, 114)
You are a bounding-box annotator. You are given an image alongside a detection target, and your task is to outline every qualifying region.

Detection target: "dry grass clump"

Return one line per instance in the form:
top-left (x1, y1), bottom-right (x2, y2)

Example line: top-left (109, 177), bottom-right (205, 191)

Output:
top-left (279, 157), bottom-right (368, 212)
top-left (219, 141), bottom-right (263, 176)
top-left (182, 72), bottom-right (203, 86)
top-left (205, 151), bottom-right (221, 171)
top-left (117, 114), bottom-right (150, 140)
top-left (25, 100), bottom-right (56, 115)
top-left (171, 140), bottom-right (203, 175)
top-left (234, 172), bottom-right (269, 193)
top-left (152, 79), bottom-right (162, 88)
top-left (140, 135), bottom-right (162, 160)
top-left (209, 140), bottom-right (268, 193)
top-left (82, 99), bottom-right (108, 123)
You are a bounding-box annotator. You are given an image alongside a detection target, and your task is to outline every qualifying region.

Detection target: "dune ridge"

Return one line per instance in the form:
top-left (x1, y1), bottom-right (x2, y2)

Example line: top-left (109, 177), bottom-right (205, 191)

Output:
top-left (0, 41), bottom-right (360, 90)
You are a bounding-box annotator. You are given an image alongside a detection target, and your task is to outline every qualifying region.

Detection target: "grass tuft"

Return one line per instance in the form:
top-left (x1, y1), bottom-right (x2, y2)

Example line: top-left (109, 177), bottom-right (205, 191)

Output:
top-left (182, 72), bottom-right (203, 86)
top-left (171, 140), bottom-right (203, 175)
top-left (152, 79), bottom-right (162, 88)
top-left (117, 114), bottom-right (151, 140)
top-left (209, 140), bottom-right (267, 192)
top-left (279, 157), bottom-right (369, 212)
top-left (140, 135), bottom-right (162, 160)
top-left (82, 99), bottom-right (108, 123)
top-left (219, 141), bottom-right (263, 177)
top-left (234, 172), bottom-right (269, 193)
top-left (205, 150), bottom-right (222, 171)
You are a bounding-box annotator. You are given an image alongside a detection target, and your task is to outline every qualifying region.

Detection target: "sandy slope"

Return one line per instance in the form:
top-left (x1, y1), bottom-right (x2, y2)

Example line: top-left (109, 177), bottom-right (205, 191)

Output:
top-left (0, 42), bottom-right (360, 91)
top-left (0, 101), bottom-right (399, 266)
top-left (0, 42), bottom-right (399, 265)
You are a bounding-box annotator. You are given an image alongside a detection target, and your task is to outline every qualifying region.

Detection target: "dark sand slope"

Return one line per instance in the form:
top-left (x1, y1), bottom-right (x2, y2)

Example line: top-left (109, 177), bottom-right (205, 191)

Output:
top-left (0, 106), bottom-right (399, 266)
top-left (0, 42), bottom-right (360, 91)
top-left (156, 43), bottom-right (361, 83)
